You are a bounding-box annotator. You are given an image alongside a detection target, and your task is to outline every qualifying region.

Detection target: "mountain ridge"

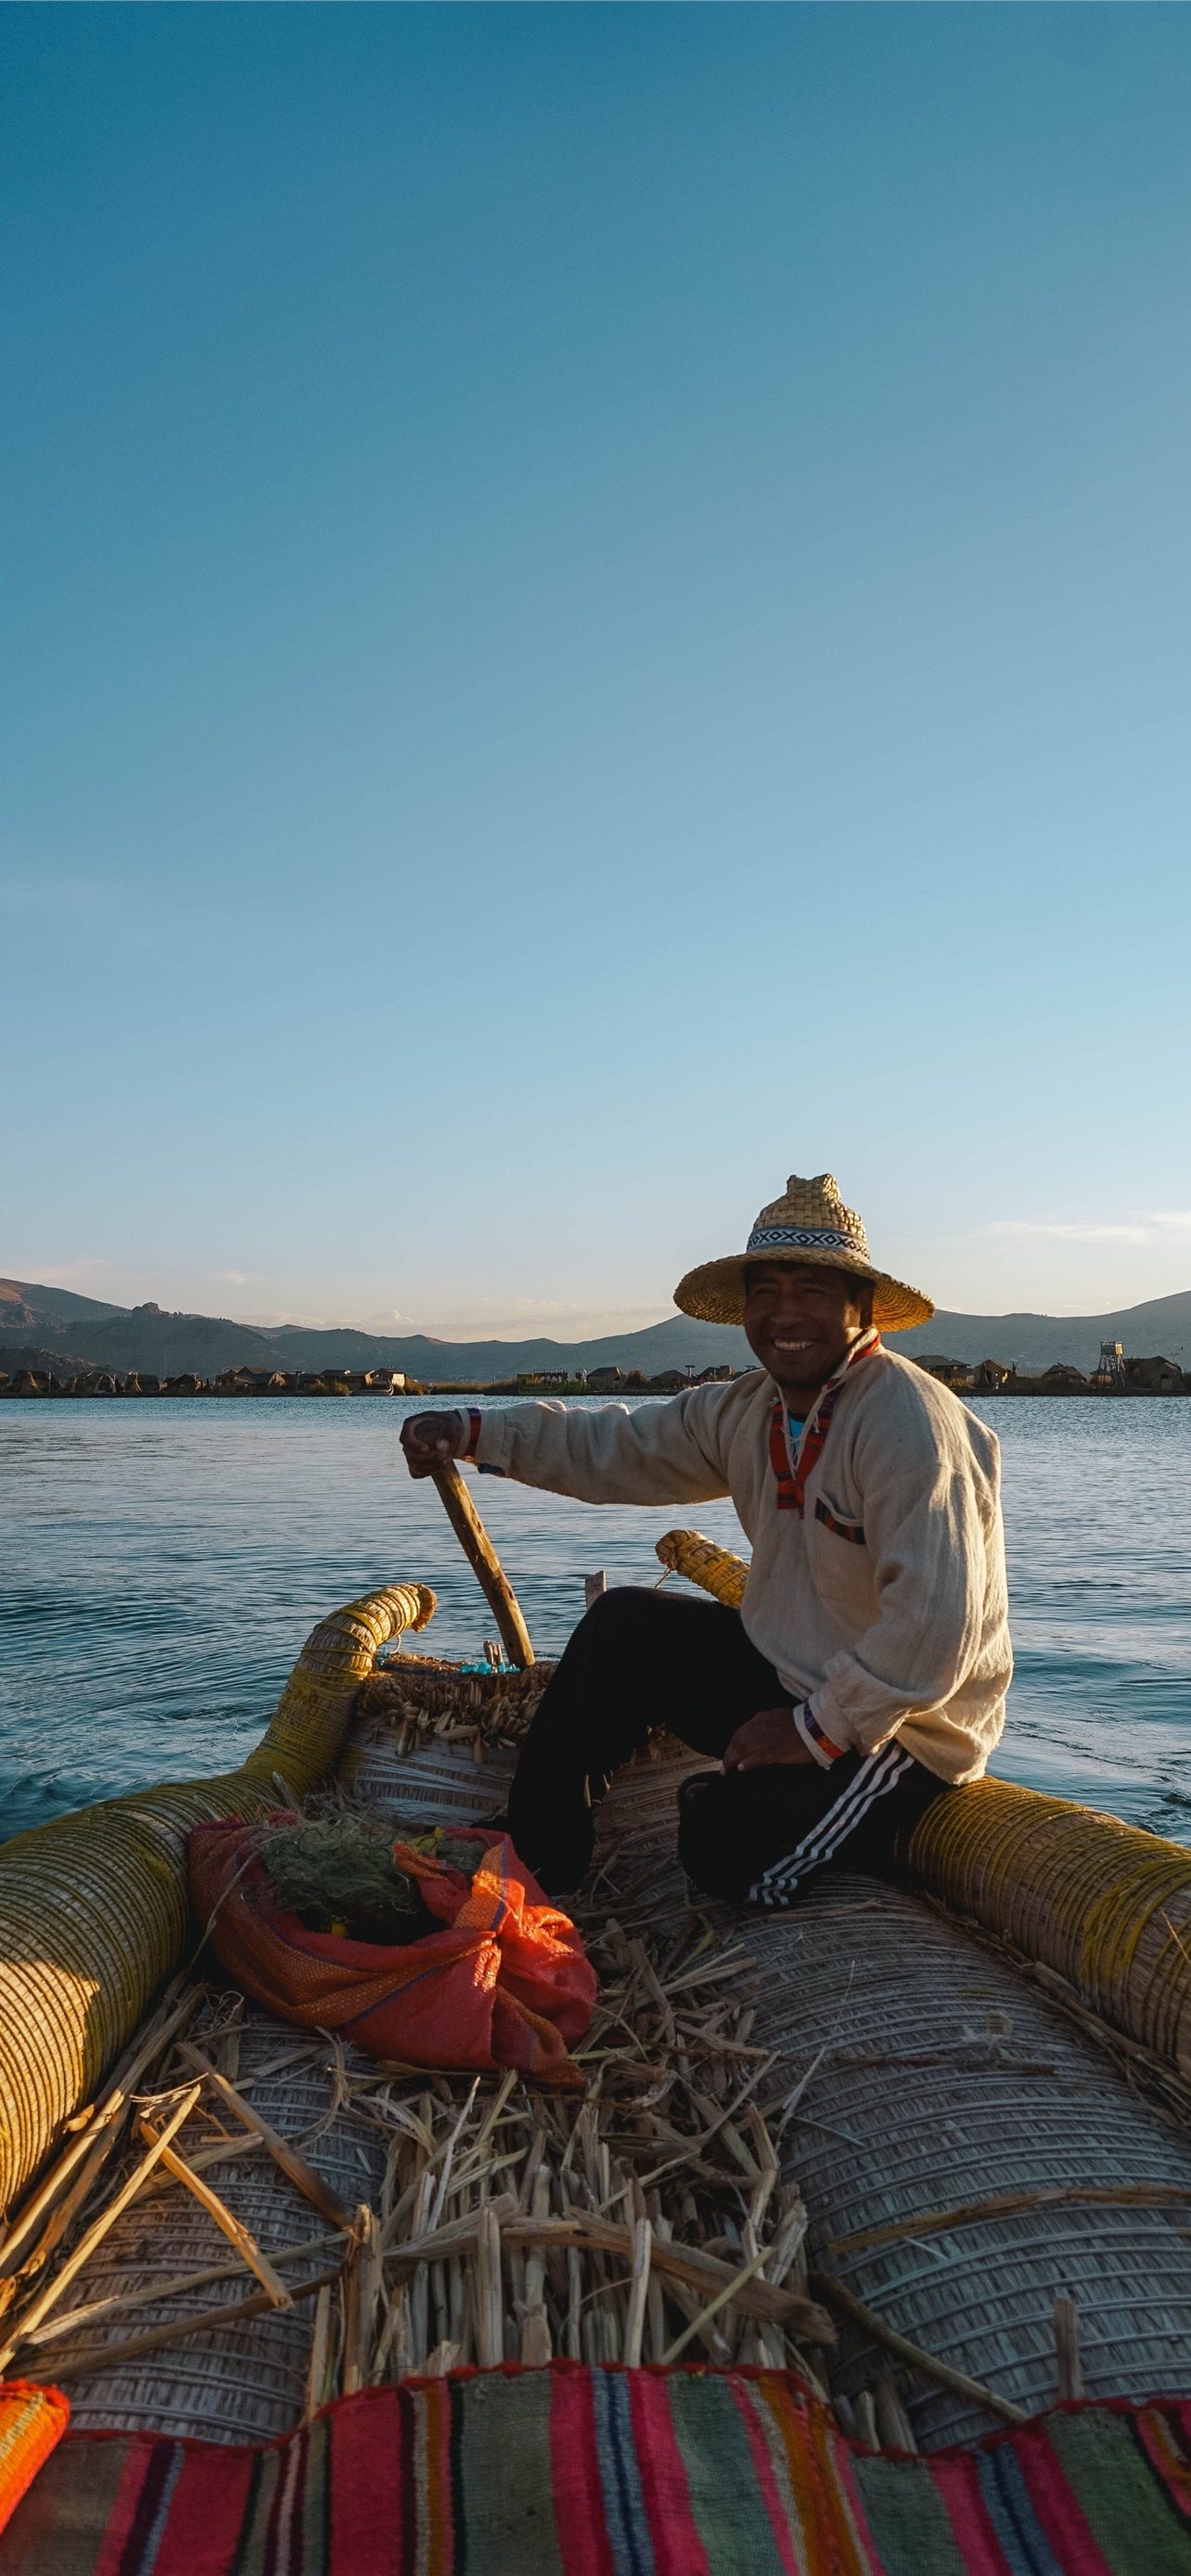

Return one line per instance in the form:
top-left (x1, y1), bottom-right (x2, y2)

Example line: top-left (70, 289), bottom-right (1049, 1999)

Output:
top-left (4, 1277), bottom-right (1191, 1379)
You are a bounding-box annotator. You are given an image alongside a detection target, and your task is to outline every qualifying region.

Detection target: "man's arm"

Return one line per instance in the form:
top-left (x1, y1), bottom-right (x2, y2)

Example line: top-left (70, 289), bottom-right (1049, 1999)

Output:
top-left (402, 1392), bottom-right (732, 1507)
top-left (808, 1406), bottom-right (1007, 1757)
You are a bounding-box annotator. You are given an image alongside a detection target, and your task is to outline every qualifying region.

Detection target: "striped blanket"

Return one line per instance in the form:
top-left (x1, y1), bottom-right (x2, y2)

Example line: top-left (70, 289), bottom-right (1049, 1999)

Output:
top-left (3, 2366), bottom-right (1191, 2574)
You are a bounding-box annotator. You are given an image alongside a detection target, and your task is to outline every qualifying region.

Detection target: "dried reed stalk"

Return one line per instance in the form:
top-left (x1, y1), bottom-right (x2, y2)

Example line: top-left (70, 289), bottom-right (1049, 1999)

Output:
top-left (873, 2370), bottom-right (917, 2453)
top-left (19, 2233), bottom-right (345, 2352)
top-left (179, 2045), bottom-right (354, 2229)
top-left (0, 2118), bottom-right (127, 2326)
top-left (660, 2246), bottom-right (770, 2365)
top-left (384, 2195), bottom-right (518, 2276)
top-left (853, 2390), bottom-right (880, 2451)
top-left (45, 2264), bottom-right (343, 2383)
top-left (305, 2284), bottom-right (335, 2420)
top-left (808, 2271), bottom-right (1028, 2428)
top-left (342, 2205), bottom-right (384, 2393)
top-left (134, 2117), bottom-right (294, 2308)
top-left (0, 1983), bottom-right (203, 2286)
top-left (828, 2179), bottom-right (1191, 2260)
top-left (138, 2134), bottom-right (269, 2195)
top-left (0, 2082), bottom-right (204, 2372)
top-left (621, 2219), bottom-right (652, 2369)
top-left (497, 2215), bottom-right (829, 2336)
top-left (475, 2202), bottom-right (504, 2367)
top-left (519, 2165), bottom-right (553, 2365)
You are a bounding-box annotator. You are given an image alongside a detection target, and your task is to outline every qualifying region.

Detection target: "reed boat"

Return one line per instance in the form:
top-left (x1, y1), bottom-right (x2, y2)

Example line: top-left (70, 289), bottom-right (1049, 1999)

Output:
top-left (5, 1471), bottom-right (1191, 2571)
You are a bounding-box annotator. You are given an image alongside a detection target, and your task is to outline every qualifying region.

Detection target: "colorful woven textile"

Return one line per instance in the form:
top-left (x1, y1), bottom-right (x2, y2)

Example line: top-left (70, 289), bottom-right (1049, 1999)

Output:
top-left (5, 2366), bottom-right (1191, 2574)
top-left (0, 2380), bottom-right (69, 2538)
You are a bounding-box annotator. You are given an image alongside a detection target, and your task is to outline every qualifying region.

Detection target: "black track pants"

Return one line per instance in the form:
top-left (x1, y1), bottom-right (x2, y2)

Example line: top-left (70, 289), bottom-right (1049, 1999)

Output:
top-left (506, 1586), bottom-right (949, 1903)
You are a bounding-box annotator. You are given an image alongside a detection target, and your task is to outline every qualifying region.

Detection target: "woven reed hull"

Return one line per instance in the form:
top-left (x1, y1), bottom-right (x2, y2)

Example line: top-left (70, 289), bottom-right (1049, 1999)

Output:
top-left (906, 1774), bottom-right (1191, 2076)
top-left (10, 1554), bottom-right (1191, 2458)
top-left (749, 1873), bottom-right (1191, 2445)
top-left (38, 1705), bottom-right (1191, 2455)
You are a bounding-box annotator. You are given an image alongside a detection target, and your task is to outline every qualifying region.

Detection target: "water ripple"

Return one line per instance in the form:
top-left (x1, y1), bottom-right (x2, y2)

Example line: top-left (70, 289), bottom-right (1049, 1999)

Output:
top-left (1, 1395), bottom-right (1188, 1843)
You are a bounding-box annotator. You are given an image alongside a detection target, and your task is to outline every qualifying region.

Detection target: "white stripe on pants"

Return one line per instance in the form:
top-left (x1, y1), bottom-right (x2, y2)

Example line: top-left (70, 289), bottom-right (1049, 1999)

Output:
top-left (749, 1742), bottom-right (916, 1907)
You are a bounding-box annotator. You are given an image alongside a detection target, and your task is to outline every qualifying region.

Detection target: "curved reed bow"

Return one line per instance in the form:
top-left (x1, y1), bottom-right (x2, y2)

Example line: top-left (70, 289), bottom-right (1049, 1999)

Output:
top-left (0, 1581), bottom-right (436, 2213)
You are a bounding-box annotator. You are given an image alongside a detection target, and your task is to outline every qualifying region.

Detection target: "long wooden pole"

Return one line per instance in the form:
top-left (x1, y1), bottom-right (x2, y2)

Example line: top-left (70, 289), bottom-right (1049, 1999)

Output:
top-left (430, 1461), bottom-right (534, 1669)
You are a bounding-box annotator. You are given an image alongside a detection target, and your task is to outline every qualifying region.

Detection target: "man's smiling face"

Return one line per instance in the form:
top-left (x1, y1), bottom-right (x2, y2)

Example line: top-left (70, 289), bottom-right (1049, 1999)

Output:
top-left (742, 1260), bottom-right (872, 1401)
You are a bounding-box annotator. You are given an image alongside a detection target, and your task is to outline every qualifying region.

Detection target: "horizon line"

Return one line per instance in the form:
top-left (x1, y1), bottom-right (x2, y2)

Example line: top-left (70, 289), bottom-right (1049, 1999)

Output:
top-left (6, 1269), bottom-right (1191, 1345)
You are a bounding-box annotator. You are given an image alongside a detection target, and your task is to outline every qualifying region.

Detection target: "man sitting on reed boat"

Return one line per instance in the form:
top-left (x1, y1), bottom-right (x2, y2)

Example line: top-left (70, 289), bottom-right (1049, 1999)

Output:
top-left (401, 1174), bottom-right (1011, 1907)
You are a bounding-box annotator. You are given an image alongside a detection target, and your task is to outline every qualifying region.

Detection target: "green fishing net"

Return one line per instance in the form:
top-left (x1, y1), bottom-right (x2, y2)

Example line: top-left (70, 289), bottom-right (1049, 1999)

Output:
top-left (258, 1808), bottom-right (491, 1944)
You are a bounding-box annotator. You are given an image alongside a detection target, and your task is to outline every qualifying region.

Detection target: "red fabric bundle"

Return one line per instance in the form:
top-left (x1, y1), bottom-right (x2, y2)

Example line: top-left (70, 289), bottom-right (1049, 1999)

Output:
top-left (188, 1820), bottom-right (596, 2089)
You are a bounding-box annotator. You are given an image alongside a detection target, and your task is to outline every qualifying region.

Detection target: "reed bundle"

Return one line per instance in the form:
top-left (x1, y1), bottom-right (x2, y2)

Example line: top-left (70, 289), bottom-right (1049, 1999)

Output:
top-left (351, 1654), bottom-right (555, 1764)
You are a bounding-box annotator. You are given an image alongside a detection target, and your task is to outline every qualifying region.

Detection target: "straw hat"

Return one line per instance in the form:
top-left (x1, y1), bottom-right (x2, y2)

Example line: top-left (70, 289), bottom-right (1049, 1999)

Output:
top-left (673, 1173), bottom-right (934, 1333)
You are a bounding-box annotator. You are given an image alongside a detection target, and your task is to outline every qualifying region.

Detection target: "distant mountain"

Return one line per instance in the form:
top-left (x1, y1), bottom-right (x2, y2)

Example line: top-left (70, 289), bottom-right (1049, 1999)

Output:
top-left (75, 1311), bottom-right (294, 1376)
top-left (0, 1278), bottom-right (126, 1339)
top-left (261, 1293), bottom-right (1191, 1376)
top-left (0, 1300), bottom-right (745, 1381)
top-left (0, 1284), bottom-right (291, 1376)
top-left (4, 1276), bottom-right (1190, 1380)
top-left (894, 1288), bottom-right (1191, 1375)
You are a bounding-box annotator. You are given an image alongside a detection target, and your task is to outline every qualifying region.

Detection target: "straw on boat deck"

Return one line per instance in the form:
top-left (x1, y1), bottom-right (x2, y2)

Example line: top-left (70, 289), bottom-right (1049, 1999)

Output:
top-left (0, 1948), bottom-right (838, 2443)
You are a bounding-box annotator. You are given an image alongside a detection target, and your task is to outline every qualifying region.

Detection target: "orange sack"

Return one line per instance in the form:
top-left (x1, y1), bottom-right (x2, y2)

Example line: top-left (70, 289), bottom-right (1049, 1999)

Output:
top-left (188, 1820), bottom-right (596, 2090)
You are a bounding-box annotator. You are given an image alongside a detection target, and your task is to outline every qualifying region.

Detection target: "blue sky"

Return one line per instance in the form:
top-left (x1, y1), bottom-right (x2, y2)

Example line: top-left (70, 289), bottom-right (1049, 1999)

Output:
top-left (4, 6), bottom-right (1190, 1336)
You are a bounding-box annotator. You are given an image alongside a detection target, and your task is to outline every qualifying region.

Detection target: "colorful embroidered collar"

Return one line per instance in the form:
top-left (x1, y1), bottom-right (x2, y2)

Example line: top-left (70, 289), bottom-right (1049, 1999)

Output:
top-left (767, 1327), bottom-right (881, 1514)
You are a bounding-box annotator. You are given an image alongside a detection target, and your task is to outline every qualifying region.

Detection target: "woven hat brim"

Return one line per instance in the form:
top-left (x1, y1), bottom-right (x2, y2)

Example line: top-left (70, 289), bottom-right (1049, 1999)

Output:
top-left (673, 1248), bottom-right (934, 1334)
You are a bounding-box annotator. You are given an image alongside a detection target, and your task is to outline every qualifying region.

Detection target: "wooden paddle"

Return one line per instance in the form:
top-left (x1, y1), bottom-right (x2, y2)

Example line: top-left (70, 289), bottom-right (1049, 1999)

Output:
top-left (430, 1460), bottom-right (535, 1670)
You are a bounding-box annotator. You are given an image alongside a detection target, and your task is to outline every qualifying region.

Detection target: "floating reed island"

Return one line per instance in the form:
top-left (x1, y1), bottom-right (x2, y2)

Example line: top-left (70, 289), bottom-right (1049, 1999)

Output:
top-left (0, 1362), bottom-right (699, 1397)
top-left (4, 1348), bottom-right (1187, 1398)
top-left (0, 1363), bottom-right (423, 1398)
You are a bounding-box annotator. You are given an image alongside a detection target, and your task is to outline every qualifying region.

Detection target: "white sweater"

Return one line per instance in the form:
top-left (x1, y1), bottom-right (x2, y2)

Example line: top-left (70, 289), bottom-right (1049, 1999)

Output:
top-left (473, 1350), bottom-right (1011, 1785)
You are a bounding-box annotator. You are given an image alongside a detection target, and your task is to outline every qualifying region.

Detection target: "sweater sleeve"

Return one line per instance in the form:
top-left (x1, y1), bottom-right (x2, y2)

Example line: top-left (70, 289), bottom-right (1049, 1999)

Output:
top-left (472, 1390), bottom-right (733, 1506)
top-left (810, 1397), bottom-right (1005, 1757)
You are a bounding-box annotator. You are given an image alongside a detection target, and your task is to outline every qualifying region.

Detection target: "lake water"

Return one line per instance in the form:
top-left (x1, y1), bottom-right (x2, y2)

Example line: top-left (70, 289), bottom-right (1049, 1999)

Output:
top-left (1, 1396), bottom-right (1188, 1845)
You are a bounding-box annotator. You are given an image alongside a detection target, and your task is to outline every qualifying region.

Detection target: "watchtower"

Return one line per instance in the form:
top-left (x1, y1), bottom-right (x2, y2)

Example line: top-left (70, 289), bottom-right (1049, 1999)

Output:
top-left (1094, 1339), bottom-right (1126, 1390)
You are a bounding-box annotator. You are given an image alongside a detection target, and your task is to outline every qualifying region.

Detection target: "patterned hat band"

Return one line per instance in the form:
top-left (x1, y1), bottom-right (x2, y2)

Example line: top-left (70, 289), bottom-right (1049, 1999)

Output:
top-left (672, 1171), bottom-right (934, 1332)
top-left (746, 1224), bottom-right (868, 1259)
